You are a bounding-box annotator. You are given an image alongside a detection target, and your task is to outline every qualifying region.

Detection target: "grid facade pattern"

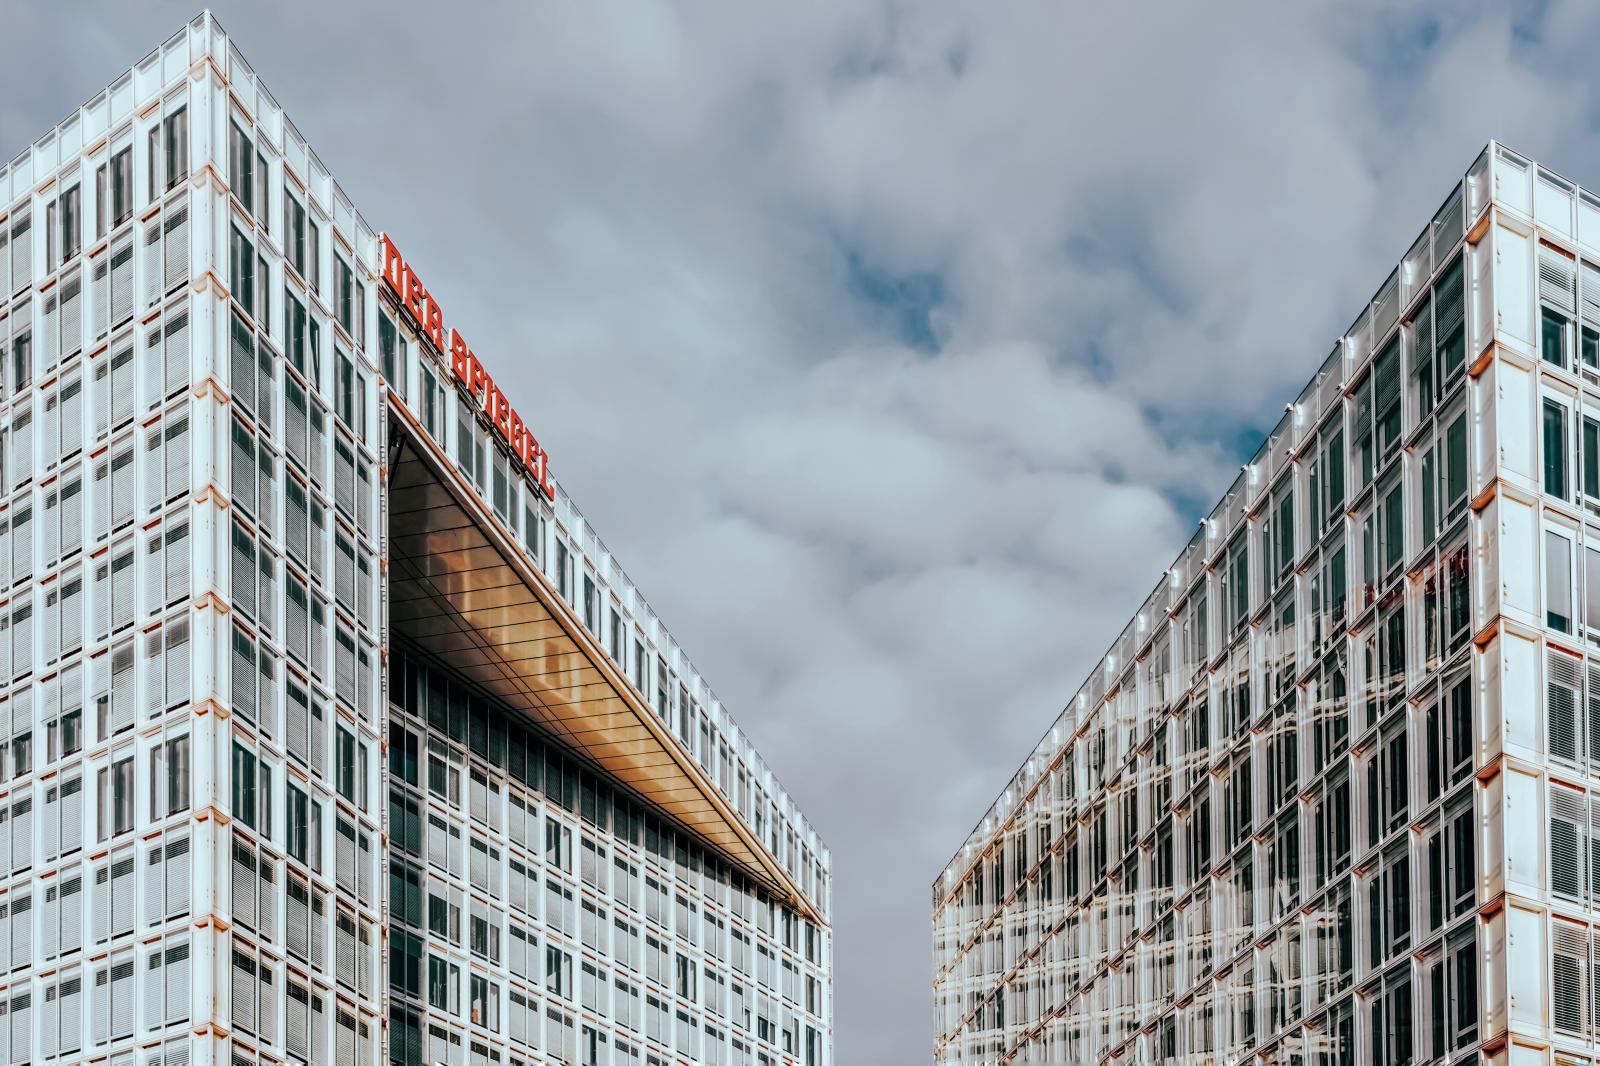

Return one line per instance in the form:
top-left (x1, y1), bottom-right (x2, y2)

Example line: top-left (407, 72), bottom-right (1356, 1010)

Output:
top-left (386, 648), bottom-right (828, 1066)
top-left (0, 14), bottom-right (390, 1066)
top-left (0, 12), bottom-right (830, 1066)
top-left (933, 144), bottom-right (1600, 1066)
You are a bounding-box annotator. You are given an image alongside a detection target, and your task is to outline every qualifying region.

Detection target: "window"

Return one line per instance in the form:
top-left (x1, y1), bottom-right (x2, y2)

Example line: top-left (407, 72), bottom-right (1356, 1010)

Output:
top-left (229, 945), bottom-right (275, 1039)
top-left (230, 226), bottom-right (256, 318)
top-left (546, 945), bottom-right (574, 1000)
top-left (1547, 398), bottom-right (1571, 500)
top-left (1584, 413), bottom-right (1600, 506)
top-left (96, 753), bottom-right (133, 839)
top-left (144, 832), bottom-right (191, 924)
top-left (41, 969), bottom-right (84, 1057)
top-left (1551, 782), bottom-right (1594, 904)
top-left (391, 930), bottom-right (423, 1002)
top-left (337, 349), bottom-right (357, 429)
top-left (1312, 772), bottom-right (1351, 887)
top-left (229, 121), bottom-right (255, 216)
top-left (148, 734), bottom-right (189, 819)
top-left (1585, 545), bottom-right (1600, 648)
top-left (380, 313), bottom-right (403, 395)
top-left (43, 773), bottom-right (83, 861)
top-left (98, 146), bottom-right (133, 235)
top-left (1369, 720), bottom-right (1410, 843)
top-left (91, 950), bottom-right (135, 1044)
top-left (1416, 440), bottom-right (1438, 552)
top-left (423, 365), bottom-right (445, 440)
top-left (11, 330), bottom-right (32, 398)
top-left (285, 190), bottom-right (307, 273)
top-left (165, 108), bottom-right (188, 192)
top-left (1425, 796), bottom-right (1476, 925)
top-left (335, 723), bottom-right (359, 804)
top-left (1378, 471), bottom-right (1404, 576)
top-left (336, 256), bottom-right (362, 340)
top-left (142, 936), bottom-right (190, 1029)
top-left (1552, 919), bottom-right (1592, 1038)
top-left (469, 974), bottom-right (499, 1031)
top-left (1546, 305), bottom-right (1572, 368)
top-left (547, 816), bottom-right (572, 872)
top-left (1375, 336), bottom-right (1402, 454)
top-left (42, 870), bottom-right (85, 963)
top-left (675, 952), bottom-right (698, 999)
top-left (1583, 259), bottom-right (1600, 370)
top-left (1370, 969), bottom-right (1415, 1066)
top-left (306, 211), bottom-right (321, 294)
top-left (1439, 538), bottom-right (1470, 659)
top-left (1424, 675), bottom-right (1474, 799)
top-left (1366, 844), bottom-right (1411, 970)
top-left (89, 849), bottom-right (137, 946)
top-left (285, 782), bottom-right (322, 873)
top-left (1222, 532), bottom-right (1249, 634)
top-left (148, 107), bottom-right (189, 196)
top-left (390, 722), bottom-right (419, 786)
top-left (1444, 412), bottom-right (1467, 516)
top-left (287, 291), bottom-right (310, 375)
top-left (428, 954), bottom-right (459, 1014)
top-left (428, 739), bottom-right (461, 806)
top-left (232, 742), bottom-right (272, 836)
top-left (52, 184), bottom-right (81, 267)
top-left (1549, 529), bottom-right (1576, 634)
top-left (492, 449), bottom-right (510, 519)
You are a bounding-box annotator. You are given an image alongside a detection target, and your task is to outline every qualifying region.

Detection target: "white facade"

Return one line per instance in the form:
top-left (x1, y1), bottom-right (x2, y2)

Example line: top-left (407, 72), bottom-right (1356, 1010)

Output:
top-left (0, 12), bottom-right (829, 1066)
top-left (934, 143), bottom-right (1600, 1066)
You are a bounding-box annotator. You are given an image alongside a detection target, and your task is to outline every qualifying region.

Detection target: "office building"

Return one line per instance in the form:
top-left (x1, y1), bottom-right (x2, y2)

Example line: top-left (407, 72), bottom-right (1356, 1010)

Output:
top-left (0, 12), bottom-right (830, 1066)
top-left (934, 142), bottom-right (1600, 1065)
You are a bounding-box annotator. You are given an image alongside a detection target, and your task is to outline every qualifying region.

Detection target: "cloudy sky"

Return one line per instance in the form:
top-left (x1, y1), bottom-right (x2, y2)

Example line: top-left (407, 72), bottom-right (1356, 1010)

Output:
top-left (3, 0), bottom-right (1593, 1059)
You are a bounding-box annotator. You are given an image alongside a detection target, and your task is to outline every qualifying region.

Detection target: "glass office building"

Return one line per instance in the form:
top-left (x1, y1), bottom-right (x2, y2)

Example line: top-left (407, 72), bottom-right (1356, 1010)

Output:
top-left (0, 12), bottom-right (830, 1066)
top-left (934, 142), bottom-right (1600, 1065)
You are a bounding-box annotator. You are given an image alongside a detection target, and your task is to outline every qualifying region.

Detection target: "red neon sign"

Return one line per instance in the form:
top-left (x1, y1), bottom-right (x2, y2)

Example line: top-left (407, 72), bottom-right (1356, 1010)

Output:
top-left (380, 234), bottom-right (554, 499)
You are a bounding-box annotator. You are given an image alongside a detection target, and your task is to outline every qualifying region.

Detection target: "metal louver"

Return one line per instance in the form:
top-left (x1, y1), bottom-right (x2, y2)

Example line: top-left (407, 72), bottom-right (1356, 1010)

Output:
top-left (1551, 651), bottom-right (1583, 763)
top-left (1554, 919), bottom-right (1590, 1035)
top-left (164, 617), bottom-right (189, 709)
top-left (141, 220), bottom-right (161, 308)
top-left (231, 950), bottom-right (256, 1034)
top-left (1542, 243), bottom-right (1579, 315)
top-left (59, 275), bottom-right (80, 356)
top-left (1583, 261), bottom-right (1600, 327)
top-left (163, 312), bottom-right (189, 397)
top-left (231, 315), bottom-right (256, 414)
top-left (91, 257), bottom-right (108, 339)
top-left (162, 205), bottom-right (188, 294)
top-left (109, 241), bottom-right (132, 325)
top-left (232, 840), bottom-right (257, 931)
top-left (1552, 785), bottom-right (1589, 901)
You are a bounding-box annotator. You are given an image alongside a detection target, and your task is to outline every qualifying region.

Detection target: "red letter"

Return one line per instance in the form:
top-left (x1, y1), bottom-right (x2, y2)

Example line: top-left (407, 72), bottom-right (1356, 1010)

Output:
top-left (508, 410), bottom-right (526, 456)
top-left (492, 386), bottom-right (512, 437)
top-left (403, 267), bottom-right (426, 327)
top-left (380, 234), bottom-right (405, 294)
top-left (424, 296), bottom-right (445, 351)
top-left (537, 447), bottom-right (554, 499)
top-left (521, 431), bottom-right (540, 476)
top-left (450, 329), bottom-right (471, 383)
top-left (469, 356), bottom-right (489, 400)
top-left (521, 431), bottom-right (554, 496)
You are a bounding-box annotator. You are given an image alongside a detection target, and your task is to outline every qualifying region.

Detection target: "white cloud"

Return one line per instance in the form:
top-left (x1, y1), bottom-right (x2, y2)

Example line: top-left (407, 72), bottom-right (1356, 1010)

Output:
top-left (9, 2), bottom-right (1600, 1059)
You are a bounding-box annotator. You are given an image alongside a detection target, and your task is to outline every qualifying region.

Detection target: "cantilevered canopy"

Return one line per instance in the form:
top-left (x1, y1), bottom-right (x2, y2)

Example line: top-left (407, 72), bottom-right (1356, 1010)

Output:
top-left (384, 405), bottom-right (819, 923)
